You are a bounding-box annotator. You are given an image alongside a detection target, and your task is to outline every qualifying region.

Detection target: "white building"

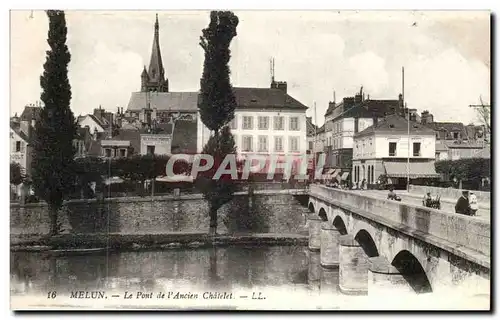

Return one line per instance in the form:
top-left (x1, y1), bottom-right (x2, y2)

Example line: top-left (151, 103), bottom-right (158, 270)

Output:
top-left (197, 83), bottom-right (308, 159)
top-left (352, 114), bottom-right (440, 189)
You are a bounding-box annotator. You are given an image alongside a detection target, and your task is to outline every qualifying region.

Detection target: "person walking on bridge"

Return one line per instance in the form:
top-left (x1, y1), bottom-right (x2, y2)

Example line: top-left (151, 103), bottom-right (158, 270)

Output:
top-left (455, 190), bottom-right (470, 215)
top-left (468, 192), bottom-right (478, 216)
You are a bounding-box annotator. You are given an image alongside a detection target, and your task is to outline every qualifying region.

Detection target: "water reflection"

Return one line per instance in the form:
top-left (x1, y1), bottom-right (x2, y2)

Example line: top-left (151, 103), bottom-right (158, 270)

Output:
top-left (11, 246), bottom-right (341, 297)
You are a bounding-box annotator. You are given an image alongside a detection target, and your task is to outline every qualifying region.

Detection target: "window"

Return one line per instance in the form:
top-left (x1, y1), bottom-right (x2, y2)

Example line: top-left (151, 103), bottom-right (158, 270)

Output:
top-left (15, 141), bottom-right (21, 152)
top-left (371, 165), bottom-right (374, 183)
top-left (274, 116), bottom-right (284, 130)
top-left (242, 136), bottom-right (253, 152)
top-left (105, 148), bottom-right (112, 157)
top-left (289, 137), bottom-right (299, 152)
top-left (243, 116), bottom-right (253, 130)
top-left (289, 117), bottom-right (299, 131)
top-left (120, 149), bottom-right (126, 157)
top-left (258, 116), bottom-right (269, 130)
top-left (452, 132), bottom-right (459, 139)
top-left (368, 166), bottom-right (371, 183)
top-left (147, 145), bottom-right (155, 155)
top-left (309, 141), bottom-right (313, 150)
top-left (230, 116), bottom-right (238, 129)
top-left (413, 142), bottom-right (421, 156)
top-left (258, 136), bottom-right (268, 152)
top-left (389, 142), bottom-right (397, 156)
top-left (274, 136), bottom-right (284, 152)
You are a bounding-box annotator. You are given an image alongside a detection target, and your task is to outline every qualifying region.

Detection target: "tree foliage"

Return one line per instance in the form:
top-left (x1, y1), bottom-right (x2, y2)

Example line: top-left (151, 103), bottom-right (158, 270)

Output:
top-left (199, 11), bottom-right (239, 132)
top-left (31, 10), bottom-right (76, 235)
top-left (435, 158), bottom-right (490, 182)
top-left (10, 162), bottom-right (25, 186)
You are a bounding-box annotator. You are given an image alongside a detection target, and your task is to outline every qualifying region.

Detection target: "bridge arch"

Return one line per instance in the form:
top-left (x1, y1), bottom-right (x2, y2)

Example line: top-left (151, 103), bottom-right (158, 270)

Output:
top-left (391, 250), bottom-right (432, 294)
top-left (332, 216), bottom-right (348, 235)
top-left (318, 207), bottom-right (328, 221)
top-left (354, 229), bottom-right (379, 258)
top-left (308, 202), bottom-right (315, 213)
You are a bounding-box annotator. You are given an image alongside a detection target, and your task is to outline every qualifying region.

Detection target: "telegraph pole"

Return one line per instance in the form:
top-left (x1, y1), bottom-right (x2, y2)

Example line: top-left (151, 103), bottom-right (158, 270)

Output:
top-left (403, 67), bottom-right (410, 192)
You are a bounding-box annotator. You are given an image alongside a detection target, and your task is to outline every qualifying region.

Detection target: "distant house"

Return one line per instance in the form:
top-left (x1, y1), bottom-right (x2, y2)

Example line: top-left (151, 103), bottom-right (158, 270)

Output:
top-left (422, 115), bottom-right (490, 161)
top-left (352, 114), bottom-right (440, 189)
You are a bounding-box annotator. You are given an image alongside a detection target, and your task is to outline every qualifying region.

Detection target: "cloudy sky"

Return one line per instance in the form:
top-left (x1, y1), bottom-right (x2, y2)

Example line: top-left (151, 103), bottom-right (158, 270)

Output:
top-left (10, 10), bottom-right (490, 126)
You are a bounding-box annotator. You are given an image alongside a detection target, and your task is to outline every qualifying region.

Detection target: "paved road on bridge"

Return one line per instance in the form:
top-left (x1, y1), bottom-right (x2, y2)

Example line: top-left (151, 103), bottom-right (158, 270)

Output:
top-left (348, 189), bottom-right (490, 221)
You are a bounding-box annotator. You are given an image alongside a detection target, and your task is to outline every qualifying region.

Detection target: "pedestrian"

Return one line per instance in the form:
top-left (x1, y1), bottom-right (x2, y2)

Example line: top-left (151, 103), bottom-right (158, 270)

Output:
top-left (468, 192), bottom-right (478, 216)
top-left (423, 192), bottom-right (432, 207)
top-left (455, 190), bottom-right (470, 215)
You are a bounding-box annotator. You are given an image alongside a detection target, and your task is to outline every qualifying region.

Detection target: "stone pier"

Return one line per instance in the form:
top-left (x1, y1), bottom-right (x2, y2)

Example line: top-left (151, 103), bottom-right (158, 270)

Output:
top-left (320, 267), bottom-right (339, 296)
top-left (308, 214), bottom-right (322, 252)
top-left (308, 251), bottom-right (321, 292)
top-left (320, 222), bottom-right (340, 268)
top-left (338, 234), bottom-right (368, 295)
top-left (368, 256), bottom-right (411, 295)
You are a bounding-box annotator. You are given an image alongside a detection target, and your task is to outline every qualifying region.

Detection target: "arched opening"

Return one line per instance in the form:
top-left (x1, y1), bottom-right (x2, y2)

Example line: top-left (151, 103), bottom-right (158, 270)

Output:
top-left (318, 208), bottom-right (327, 222)
top-left (391, 250), bottom-right (432, 294)
top-left (308, 202), bottom-right (315, 213)
top-left (354, 229), bottom-right (379, 258)
top-left (332, 216), bottom-right (348, 235)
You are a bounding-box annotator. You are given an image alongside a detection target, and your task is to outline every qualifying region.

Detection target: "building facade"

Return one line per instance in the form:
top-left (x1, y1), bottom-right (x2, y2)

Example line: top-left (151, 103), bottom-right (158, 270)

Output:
top-left (322, 88), bottom-right (403, 183)
top-left (352, 114), bottom-right (440, 189)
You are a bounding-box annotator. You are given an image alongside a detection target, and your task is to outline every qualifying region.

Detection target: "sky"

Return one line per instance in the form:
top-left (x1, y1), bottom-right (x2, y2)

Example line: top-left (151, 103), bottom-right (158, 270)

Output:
top-left (10, 10), bottom-right (490, 126)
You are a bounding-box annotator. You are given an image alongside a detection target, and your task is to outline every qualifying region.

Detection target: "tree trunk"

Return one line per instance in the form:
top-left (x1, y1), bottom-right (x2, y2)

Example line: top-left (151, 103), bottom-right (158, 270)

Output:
top-left (208, 245), bottom-right (218, 287)
top-left (209, 205), bottom-right (217, 236)
top-left (48, 206), bottom-right (59, 236)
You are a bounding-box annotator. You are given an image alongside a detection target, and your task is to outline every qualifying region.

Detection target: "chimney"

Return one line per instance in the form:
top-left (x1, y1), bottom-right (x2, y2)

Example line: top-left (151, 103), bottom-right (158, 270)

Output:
top-left (354, 93), bottom-right (362, 103)
top-left (271, 80), bottom-right (287, 93)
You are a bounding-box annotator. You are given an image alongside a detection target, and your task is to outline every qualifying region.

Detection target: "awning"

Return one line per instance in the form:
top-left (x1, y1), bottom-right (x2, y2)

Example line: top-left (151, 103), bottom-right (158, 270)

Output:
top-left (383, 161), bottom-right (440, 178)
top-left (156, 175), bottom-right (194, 183)
top-left (104, 177), bottom-right (124, 185)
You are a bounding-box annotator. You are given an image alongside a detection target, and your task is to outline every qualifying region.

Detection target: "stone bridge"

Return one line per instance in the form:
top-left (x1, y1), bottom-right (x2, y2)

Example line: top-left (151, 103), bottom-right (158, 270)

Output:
top-left (307, 184), bottom-right (490, 297)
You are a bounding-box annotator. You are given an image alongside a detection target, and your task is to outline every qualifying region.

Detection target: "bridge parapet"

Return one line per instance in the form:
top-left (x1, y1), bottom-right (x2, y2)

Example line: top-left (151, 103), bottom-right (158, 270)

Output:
top-left (309, 184), bottom-right (490, 258)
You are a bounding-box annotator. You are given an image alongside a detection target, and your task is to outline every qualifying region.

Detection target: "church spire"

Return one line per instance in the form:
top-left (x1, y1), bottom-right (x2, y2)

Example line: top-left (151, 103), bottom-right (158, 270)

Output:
top-left (142, 13), bottom-right (168, 92)
top-left (148, 14), bottom-right (164, 83)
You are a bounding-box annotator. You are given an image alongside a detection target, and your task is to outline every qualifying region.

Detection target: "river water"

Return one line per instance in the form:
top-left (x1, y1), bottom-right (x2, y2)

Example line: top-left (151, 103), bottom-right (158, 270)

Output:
top-left (10, 246), bottom-right (345, 309)
top-left (10, 245), bottom-right (488, 310)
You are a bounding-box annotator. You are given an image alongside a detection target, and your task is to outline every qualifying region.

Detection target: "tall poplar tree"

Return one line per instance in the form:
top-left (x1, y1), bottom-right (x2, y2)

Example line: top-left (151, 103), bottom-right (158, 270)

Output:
top-left (31, 10), bottom-right (77, 236)
top-left (198, 11), bottom-right (239, 236)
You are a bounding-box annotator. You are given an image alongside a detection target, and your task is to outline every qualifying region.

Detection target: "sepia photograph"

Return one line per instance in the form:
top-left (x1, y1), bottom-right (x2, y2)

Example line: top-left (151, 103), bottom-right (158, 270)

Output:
top-left (8, 8), bottom-right (491, 311)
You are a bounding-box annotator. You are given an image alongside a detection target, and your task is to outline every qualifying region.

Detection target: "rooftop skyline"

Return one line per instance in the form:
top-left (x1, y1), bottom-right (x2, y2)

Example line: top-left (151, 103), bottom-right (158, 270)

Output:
top-left (10, 10), bottom-right (490, 125)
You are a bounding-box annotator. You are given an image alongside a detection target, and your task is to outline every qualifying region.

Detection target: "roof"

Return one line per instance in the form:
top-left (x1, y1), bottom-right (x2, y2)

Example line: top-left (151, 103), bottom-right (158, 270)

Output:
top-left (126, 87), bottom-right (308, 112)
top-left (425, 122), bottom-right (467, 139)
top-left (10, 123), bottom-right (30, 142)
top-left (306, 117), bottom-right (318, 137)
top-left (112, 129), bottom-right (142, 154)
top-left (355, 114), bottom-right (435, 137)
top-left (20, 106), bottom-right (42, 122)
top-left (79, 114), bottom-right (106, 131)
top-left (127, 92), bottom-right (199, 112)
top-left (231, 87), bottom-right (308, 110)
top-left (316, 124), bottom-right (325, 134)
top-left (327, 97), bottom-right (400, 120)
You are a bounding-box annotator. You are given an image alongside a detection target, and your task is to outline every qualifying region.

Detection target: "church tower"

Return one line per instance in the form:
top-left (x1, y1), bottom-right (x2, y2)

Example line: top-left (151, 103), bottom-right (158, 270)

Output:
top-left (141, 14), bottom-right (169, 92)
